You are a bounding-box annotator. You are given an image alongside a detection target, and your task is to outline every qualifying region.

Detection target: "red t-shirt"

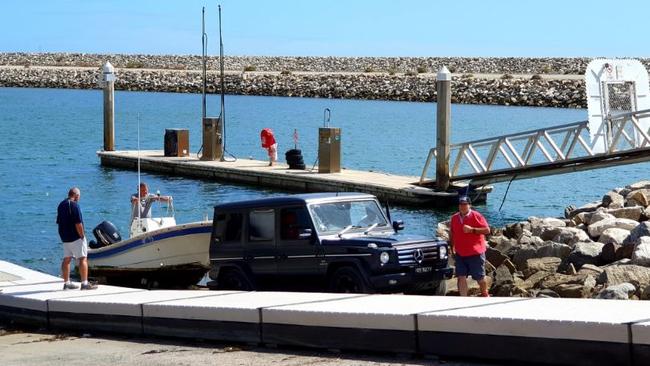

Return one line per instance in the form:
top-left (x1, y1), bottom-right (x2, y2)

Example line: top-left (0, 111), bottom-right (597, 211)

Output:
top-left (450, 210), bottom-right (488, 257)
top-left (261, 128), bottom-right (276, 148)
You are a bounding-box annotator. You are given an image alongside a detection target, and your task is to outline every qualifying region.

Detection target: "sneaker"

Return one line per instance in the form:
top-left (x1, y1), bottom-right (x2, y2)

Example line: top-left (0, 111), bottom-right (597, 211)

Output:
top-left (480, 292), bottom-right (490, 297)
top-left (63, 282), bottom-right (79, 290)
top-left (80, 282), bottom-right (98, 290)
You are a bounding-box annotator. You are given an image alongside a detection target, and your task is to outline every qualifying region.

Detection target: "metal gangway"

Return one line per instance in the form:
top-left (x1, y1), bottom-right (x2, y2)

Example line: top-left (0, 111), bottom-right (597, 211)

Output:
top-left (419, 59), bottom-right (650, 187)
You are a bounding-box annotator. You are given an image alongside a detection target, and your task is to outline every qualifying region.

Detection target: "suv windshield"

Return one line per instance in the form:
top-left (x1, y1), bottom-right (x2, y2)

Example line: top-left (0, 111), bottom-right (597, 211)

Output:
top-left (308, 200), bottom-right (388, 234)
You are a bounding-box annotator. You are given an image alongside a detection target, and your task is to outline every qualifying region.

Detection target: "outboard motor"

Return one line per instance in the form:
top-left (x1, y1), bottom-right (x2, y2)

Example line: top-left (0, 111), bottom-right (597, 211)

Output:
top-left (92, 221), bottom-right (122, 248)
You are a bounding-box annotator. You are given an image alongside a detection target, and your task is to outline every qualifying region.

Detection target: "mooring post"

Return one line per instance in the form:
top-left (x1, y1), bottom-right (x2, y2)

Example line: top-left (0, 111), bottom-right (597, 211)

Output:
top-left (102, 61), bottom-right (116, 151)
top-left (435, 66), bottom-right (451, 191)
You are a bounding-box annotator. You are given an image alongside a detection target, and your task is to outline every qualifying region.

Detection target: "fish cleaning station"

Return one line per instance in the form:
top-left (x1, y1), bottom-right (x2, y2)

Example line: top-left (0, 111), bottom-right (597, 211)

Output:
top-left (1, 260), bottom-right (650, 365)
top-left (98, 59), bottom-right (650, 207)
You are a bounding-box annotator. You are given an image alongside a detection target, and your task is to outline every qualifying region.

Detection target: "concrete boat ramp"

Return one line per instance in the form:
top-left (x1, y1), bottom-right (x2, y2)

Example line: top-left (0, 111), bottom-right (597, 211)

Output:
top-left (98, 151), bottom-right (489, 206)
top-left (1, 261), bottom-right (649, 366)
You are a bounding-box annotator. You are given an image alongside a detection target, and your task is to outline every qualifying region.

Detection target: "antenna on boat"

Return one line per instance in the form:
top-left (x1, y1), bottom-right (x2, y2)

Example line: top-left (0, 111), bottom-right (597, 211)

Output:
top-left (201, 6), bottom-right (207, 119)
top-left (137, 113), bottom-right (142, 225)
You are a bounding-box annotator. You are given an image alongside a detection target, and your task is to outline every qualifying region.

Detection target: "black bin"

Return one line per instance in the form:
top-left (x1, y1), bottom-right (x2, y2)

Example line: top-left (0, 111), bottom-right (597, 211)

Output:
top-left (164, 129), bottom-right (189, 157)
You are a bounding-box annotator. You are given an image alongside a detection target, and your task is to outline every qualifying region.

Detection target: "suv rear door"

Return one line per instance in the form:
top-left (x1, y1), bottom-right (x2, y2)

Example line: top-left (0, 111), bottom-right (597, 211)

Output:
top-left (245, 208), bottom-right (278, 276)
top-left (210, 211), bottom-right (245, 265)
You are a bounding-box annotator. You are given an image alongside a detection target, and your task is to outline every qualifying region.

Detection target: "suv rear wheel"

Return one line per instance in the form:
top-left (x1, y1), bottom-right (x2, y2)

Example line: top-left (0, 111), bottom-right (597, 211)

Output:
top-left (329, 267), bottom-right (373, 293)
top-left (215, 268), bottom-right (255, 291)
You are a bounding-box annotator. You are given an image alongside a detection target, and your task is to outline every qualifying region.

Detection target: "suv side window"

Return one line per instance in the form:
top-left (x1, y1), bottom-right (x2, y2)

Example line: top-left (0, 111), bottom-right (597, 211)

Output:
top-left (249, 209), bottom-right (275, 241)
top-left (280, 207), bottom-right (311, 240)
top-left (213, 212), bottom-right (243, 243)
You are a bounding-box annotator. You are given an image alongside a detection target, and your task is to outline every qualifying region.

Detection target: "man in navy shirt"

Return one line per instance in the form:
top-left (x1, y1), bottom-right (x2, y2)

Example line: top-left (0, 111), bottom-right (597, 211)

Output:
top-left (56, 187), bottom-right (97, 290)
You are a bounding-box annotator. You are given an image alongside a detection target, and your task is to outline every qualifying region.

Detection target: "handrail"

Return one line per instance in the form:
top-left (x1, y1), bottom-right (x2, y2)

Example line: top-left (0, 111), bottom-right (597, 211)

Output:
top-left (419, 109), bottom-right (650, 185)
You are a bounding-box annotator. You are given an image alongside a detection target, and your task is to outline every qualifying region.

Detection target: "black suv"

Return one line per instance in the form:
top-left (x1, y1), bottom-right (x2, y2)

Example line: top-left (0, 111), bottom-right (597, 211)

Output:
top-left (208, 193), bottom-right (452, 294)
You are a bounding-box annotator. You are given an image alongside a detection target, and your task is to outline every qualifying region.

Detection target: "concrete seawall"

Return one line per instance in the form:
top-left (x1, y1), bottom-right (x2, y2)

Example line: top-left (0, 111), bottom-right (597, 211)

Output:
top-left (2, 260), bottom-right (650, 365)
top-left (4, 53), bottom-right (649, 108)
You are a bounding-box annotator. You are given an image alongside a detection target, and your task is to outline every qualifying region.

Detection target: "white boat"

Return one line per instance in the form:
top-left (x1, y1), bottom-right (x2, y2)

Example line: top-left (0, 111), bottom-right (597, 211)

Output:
top-left (87, 200), bottom-right (212, 288)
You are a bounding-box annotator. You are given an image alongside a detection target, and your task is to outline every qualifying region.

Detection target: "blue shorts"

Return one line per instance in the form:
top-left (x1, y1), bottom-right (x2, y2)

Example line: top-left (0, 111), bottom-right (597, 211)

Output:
top-left (454, 253), bottom-right (486, 280)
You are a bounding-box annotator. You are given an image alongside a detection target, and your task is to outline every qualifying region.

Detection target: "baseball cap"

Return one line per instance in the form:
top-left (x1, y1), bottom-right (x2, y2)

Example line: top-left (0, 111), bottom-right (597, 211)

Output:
top-left (458, 196), bottom-right (471, 204)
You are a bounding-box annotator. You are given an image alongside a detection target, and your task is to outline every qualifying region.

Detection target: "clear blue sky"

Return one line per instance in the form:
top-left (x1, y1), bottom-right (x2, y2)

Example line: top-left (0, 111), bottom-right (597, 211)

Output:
top-left (1, 0), bottom-right (648, 57)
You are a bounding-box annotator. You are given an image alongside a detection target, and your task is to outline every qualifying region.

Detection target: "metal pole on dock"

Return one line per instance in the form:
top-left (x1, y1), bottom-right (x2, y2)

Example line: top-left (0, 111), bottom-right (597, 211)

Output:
top-left (435, 66), bottom-right (451, 191)
top-left (102, 62), bottom-right (116, 151)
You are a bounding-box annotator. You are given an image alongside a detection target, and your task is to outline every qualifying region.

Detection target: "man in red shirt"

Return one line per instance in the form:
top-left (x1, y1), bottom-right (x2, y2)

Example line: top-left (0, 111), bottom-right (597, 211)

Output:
top-left (449, 196), bottom-right (490, 297)
top-left (261, 128), bottom-right (277, 166)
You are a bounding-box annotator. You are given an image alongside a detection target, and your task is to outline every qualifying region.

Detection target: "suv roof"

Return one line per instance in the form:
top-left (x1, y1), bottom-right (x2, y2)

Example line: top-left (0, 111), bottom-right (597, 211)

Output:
top-left (214, 192), bottom-right (377, 210)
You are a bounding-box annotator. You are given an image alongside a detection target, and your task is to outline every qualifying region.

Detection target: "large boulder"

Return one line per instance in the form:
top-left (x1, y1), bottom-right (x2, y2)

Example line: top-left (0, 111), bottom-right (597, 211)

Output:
top-left (436, 221), bottom-right (450, 241)
top-left (521, 271), bottom-right (552, 289)
top-left (538, 273), bottom-right (587, 290)
top-left (626, 189), bottom-right (650, 207)
top-left (518, 231), bottom-right (544, 246)
top-left (589, 210), bottom-right (615, 225)
top-left (524, 257), bottom-right (561, 278)
top-left (566, 201), bottom-right (601, 219)
top-left (596, 283), bottom-right (637, 300)
top-left (487, 235), bottom-right (515, 253)
top-left (597, 228), bottom-right (630, 245)
top-left (503, 221), bottom-right (529, 240)
top-left (607, 206), bottom-right (644, 221)
top-left (535, 241), bottom-right (572, 259)
top-left (597, 264), bottom-right (650, 288)
top-left (493, 265), bottom-right (514, 287)
top-left (623, 222), bottom-right (650, 246)
top-left (578, 264), bottom-right (604, 276)
top-left (512, 245), bottom-right (538, 270)
top-left (602, 191), bottom-right (625, 209)
top-left (600, 242), bottom-right (621, 264)
top-left (563, 241), bottom-right (604, 270)
top-left (587, 218), bottom-right (639, 237)
top-left (642, 285), bottom-right (650, 300)
top-left (551, 227), bottom-right (590, 246)
top-left (571, 211), bottom-right (592, 226)
top-left (552, 283), bottom-right (591, 298)
top-left (485, 246), bottom-right (509, 268)
top-left (535, 289), bottom-right (561, 298)
top-left (631, 237), bottom-right (650, 267)
top-left (627, 180), bottom-right (650, 191)
top-left (530, 217), bottom-right (566, 237)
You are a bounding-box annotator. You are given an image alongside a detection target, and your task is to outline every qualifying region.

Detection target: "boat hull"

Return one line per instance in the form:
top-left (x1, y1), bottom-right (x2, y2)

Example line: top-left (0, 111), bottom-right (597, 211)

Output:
top-left (88, 221), bottom-right (212, 288)
top-left (90, 263), bottom-right (209, 288)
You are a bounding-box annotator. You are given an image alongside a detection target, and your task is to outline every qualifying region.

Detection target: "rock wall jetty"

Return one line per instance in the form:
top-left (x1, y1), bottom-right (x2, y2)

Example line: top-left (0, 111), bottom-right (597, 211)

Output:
top-left (438, 180), bottom-right (650, 300)
top-left (2, 52), bottom-right (650, 108)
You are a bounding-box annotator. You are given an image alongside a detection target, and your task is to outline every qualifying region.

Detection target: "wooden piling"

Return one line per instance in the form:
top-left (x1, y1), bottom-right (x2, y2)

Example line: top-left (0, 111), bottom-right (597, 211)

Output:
top-left (435, 66), bottom-right (451, 191)
top-left (102, 62), bottom-right (115, 151)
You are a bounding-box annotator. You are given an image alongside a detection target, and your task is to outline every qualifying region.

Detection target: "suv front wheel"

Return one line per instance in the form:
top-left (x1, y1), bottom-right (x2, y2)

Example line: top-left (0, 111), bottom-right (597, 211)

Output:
top-left (328, 266), bottom-right (373, 294)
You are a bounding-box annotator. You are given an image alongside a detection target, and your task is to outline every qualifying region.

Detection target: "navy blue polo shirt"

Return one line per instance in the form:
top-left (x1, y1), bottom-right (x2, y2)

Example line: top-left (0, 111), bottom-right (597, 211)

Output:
top-left (56, 198), bottom-right (83, 243)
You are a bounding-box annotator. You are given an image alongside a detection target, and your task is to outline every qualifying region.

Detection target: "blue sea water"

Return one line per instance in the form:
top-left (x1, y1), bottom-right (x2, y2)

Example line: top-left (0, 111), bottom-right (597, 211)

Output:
top-left (1, 87), bottom-right (648, 276)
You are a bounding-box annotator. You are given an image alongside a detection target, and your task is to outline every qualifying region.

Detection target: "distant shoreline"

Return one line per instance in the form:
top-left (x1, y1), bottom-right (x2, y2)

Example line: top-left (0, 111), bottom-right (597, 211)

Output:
top-left (2, 53), bottom-right (648, 108)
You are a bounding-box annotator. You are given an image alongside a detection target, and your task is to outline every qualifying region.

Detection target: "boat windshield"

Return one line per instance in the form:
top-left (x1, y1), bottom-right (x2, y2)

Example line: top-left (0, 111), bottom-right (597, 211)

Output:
top-left (308, 200), bottom-right (389, 235)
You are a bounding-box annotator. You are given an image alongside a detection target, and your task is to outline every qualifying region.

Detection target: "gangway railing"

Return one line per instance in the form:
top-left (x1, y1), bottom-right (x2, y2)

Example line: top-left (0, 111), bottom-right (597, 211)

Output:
top-left (419, 109), bottom-right (650, 186)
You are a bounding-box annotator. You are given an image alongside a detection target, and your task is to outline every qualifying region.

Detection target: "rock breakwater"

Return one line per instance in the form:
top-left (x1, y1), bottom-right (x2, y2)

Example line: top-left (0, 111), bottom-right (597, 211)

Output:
top-left (1, 52), bottom-right (649, 108)
top-left (3, 53), bottom-right (650, 74)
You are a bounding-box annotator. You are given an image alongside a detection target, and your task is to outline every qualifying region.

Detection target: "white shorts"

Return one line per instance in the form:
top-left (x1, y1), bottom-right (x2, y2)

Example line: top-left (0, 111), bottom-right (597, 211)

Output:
top-left (267, 143), bottom-right (278, 161)
top-left (63, 237), bottom-right (88, 259)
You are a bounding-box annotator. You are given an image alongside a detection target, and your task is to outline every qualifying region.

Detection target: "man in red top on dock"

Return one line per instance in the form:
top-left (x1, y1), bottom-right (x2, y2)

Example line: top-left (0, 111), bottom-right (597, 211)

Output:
top-left (449, 196), bottom-right (490, 297)
top-left (260, 128), bottom-right (277, 166)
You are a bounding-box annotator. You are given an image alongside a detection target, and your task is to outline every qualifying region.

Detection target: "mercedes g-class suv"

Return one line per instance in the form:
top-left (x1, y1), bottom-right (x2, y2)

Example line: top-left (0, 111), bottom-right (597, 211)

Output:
top-left (208, 193), bottom-right (452, 294)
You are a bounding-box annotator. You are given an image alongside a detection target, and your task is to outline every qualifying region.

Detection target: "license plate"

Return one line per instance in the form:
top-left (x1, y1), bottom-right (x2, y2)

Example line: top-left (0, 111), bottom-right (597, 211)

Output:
top-left (415, 266), bottom-right (432, 273)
